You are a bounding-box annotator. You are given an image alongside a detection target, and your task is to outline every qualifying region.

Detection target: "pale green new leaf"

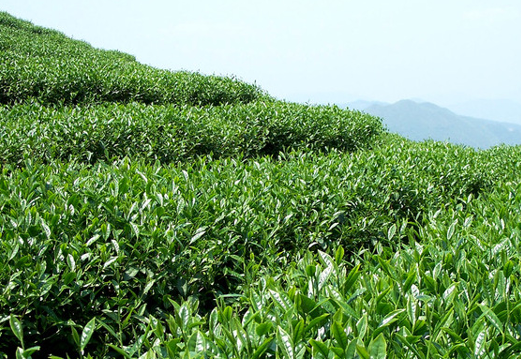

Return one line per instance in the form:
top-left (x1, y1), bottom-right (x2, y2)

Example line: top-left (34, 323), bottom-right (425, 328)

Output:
top-left (474, 329), bottom-right (487, 358)
top-left (356, 344), bottom-right (370, 359)
top-left (369, 333), bottom-right (386, 359)
top-left (10, 315), bottom-right (24, 347)
top-left (387, 224), bottom-right (396, 241)
top-left (479, 304), bottom-right (504, 334)
top-left (41, 218), bottom-right (51, 239)
top-left (269, 289), bottom-right (292, 311)
top-left (447, 221), bottom-right (456, 241)
top-left (277, 326), bottom-right (294, 359)
top-left (378, 309), bottom-right (405, 328)
top-left (80, 317), bottom-right (97, 352)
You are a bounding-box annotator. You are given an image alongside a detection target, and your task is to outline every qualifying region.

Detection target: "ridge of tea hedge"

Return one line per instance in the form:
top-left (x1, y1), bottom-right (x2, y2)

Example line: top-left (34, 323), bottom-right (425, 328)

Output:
top-left (1, 138), bottom-right (512, 356)
top-left (0, 101), bottom-right (384, 164)
top-left (2, 9), bottom-right (521, 358)
top-left (0, 12), bottom-right (269, 106)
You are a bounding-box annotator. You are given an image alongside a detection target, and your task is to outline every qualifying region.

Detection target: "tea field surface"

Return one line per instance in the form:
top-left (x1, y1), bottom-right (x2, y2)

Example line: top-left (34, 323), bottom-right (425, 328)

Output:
top-left (1, 11), bottom-right (521, 358)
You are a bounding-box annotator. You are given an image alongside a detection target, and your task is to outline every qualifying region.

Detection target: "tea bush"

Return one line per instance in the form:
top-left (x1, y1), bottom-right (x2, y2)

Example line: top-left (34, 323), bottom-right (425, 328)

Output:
top-left (1, 140), bottom-right (513, 356)
top-left (1, 10), bottom-right (521, 358)
top-left (0, 12), bottom-right (268, 106)
top-left (0, 101), bottom-right (383, 165)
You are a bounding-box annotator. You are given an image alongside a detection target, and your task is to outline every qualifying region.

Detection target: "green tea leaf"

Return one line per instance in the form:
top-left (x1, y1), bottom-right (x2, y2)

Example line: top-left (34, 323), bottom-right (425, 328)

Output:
top-left (80, 317), bottom-right (97, 352)
top-left (332, 321), bottom-right (348, 349)
top-left (504, 260), bottom-right (514, 278)
top-left (387, 224), bottom-right (396, 241)
top-left (379, 309), bottom-right (405, 328)
top-left (256, 322), bottom-right (273, 337)
top-left (357, 315), bottom-right (368, 339)
top-left (143, 279), bottom-right (156, 295)
top-left (293, 319), bottom-right (305, 344)
top-left (251, 337), bottom-right (274, 359)
top-left (474, 329), bottom-right (486, 357)
top-left (447, 222), bottom-right (456, 241)
top-left (480, 304), bottom-right (503, 334)
top-left (344, 264), bottom-right (361, 293)
top-left (304, 313), bottom-right (330, 334)
top-left (20, 347), bottom-right (41, 358)
top-left (334, 246), bottom-right (344, 265)
top-left (41, 219), bottom-right (51, 239)
top-left (9, 315), bottom-right (24, 347)
top-left (356, 344), bottom-right (370, 359)
top-left (277, 326), bottom-right (294, 359)
top-left (369, 333), bottom-right (387, 359)
top-left (309, 339), bottom-right (329, 359)
top-left (297, 293), bottom-right (318, 315)
top-left (71, 325), bottom-right (80, 348)
top-left (15, 348), bottom-right (24, 359)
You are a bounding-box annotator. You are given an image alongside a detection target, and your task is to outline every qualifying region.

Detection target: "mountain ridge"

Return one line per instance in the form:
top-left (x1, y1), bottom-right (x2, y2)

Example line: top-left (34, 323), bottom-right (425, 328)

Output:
top-left (446, 98), bottom-right (521, 125)
top-left (360, 99), bottom-right (521, 148)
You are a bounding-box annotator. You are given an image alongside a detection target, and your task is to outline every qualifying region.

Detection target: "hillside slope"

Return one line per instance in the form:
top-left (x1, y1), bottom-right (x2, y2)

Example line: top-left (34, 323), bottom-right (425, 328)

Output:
top-left (0, 12), bottom-right (384, 164)
top-left (0, 11), bottom-right (268, 106)
top-left (2, 11), bottom-right (521, 359)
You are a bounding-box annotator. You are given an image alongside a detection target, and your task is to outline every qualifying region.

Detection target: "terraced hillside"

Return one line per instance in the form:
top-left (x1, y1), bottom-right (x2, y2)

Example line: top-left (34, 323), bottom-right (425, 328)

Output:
top-left (1, 11), bottom-right (521, 358)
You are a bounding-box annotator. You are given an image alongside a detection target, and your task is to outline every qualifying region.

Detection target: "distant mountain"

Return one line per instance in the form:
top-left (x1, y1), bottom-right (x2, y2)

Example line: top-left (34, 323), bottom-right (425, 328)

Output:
top-left (445, 99), bottom-right (521, 126)
top-left (363, 100), bottom-right (521, 149)
top-left (340, 100), bottom-right (389, 111)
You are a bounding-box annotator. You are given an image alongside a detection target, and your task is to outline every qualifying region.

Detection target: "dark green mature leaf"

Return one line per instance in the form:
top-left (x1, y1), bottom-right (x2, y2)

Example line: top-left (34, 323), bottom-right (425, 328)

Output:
top-left (297, 294), bottom-right (318, 316)
top-left (332, 321), bottom-right (348, 349)
top-left (256, 322), bottom-right (273, 337)
top-left (71, 326), bottom-right (80, 349)
top-left (107, 344), bottom-right (133, 358)
top-left (251, 337), bottom-right (274, 359)
top-left (304, 313), bottom-right (330, 335)
top-left (309, 339), bottom-right (330, 359)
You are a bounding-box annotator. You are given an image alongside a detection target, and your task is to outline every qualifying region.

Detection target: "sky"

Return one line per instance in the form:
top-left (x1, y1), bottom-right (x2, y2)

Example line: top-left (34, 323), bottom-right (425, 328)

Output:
top-left (2, 0), bottom-right (521, 105)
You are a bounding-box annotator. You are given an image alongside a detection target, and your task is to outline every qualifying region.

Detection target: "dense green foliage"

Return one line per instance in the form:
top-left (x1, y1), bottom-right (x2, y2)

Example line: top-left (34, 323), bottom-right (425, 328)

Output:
top-left (1, 11), bottom-right (521, 359)
top-left (1, 140), bottom-right (518, 357)
top-left (0, 12), bottom-right (268, 106)
top-left (0, 101), bottom-right (382, 164)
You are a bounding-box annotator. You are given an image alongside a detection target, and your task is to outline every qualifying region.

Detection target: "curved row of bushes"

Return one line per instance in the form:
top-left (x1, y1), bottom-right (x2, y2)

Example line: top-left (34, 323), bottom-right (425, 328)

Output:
top-left (0, 139), bottom-right (508, 355)
top-left (0, 101), bottom-right (384, 164)
top-left (0, 12), bottom-right (268, 106)
top-left (3, 9), bottom-right (521, 359)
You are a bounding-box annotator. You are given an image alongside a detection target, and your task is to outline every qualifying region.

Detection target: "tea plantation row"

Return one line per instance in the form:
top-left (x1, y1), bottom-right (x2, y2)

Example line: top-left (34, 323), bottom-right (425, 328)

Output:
top-left (2, 10), bottom-right (521, 359)
top-left (0, 101), bottom-right (382, 165)
top-left (1, 140), bottom-right (519, 356)
top-left (0, 11), bottom-right (268, 106)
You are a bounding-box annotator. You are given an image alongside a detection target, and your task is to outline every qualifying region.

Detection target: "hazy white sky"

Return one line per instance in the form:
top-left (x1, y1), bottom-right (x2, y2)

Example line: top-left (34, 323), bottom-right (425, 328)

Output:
top-left (2, 0), bottom-right (521, 105)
